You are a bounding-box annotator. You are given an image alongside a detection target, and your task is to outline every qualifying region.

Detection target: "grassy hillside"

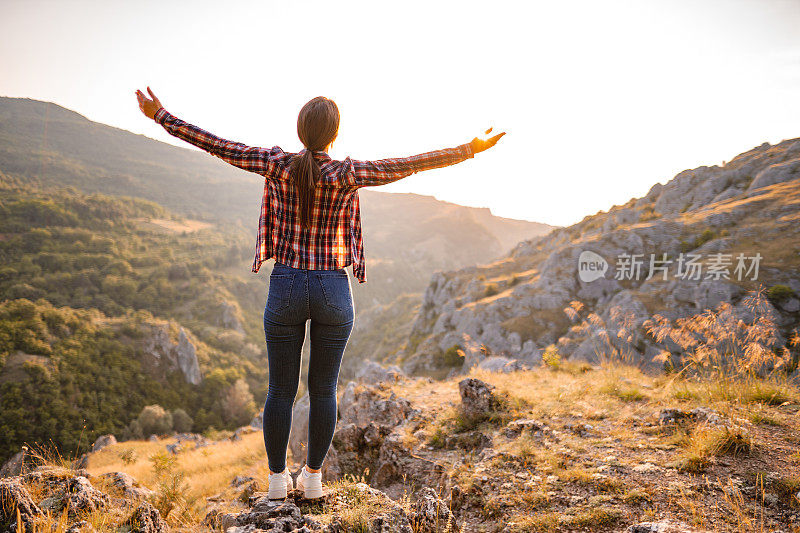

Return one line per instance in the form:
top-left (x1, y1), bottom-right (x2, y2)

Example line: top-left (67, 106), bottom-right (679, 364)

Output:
top-left (0, 178), bottom-right (268, 462)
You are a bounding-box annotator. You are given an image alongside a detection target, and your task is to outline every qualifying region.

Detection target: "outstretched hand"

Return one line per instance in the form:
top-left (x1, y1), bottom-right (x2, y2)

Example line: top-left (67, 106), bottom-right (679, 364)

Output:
top-left (470, 127), bottom-right (506, 154)
top-left (135, 86), bottom-right (163, 120)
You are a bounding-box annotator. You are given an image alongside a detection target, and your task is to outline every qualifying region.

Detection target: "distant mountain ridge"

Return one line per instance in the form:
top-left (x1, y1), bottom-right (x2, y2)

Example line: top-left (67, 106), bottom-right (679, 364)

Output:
top-left (0, 96), bottom-right (553, 312)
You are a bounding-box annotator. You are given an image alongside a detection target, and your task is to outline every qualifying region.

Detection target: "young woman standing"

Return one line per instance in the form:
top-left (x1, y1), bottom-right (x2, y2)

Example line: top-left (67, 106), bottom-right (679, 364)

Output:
top-left (136, 87), bottom-right (505, 499)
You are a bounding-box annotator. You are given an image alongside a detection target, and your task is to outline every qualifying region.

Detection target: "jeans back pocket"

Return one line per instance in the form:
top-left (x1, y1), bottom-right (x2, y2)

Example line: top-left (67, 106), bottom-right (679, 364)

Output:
top-left (318, 274), bottom-right (352, 313)
top-left (267, 274), bottom-right (294, 312)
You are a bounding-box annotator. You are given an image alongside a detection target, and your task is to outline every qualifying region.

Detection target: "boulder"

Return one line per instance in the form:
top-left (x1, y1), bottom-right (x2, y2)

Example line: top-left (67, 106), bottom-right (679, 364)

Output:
top-left (99, 472), bottom-right (154, 499)
top-left (125, 501), bottom-right (168, 533)
top-left (65, 476), bottom-right (108, 514)
top-left (91, 434), bottom-right (117, 452)
top-left (0, 450), bottom-right (26, 478)
top-left (338, 382), bottom-right (412, 428)
top-left (458, 378), bottom-right (501, 419)
top-left (356, 361), bottom-right (404, 384)
top-left (0, 478), bottom-right (42, 529)
top-left (409, 487), bottom-right (454, 533)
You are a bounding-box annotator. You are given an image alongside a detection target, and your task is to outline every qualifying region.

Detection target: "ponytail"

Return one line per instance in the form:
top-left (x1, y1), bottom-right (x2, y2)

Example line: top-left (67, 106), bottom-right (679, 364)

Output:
top-left (291, 149), bottom-right (321, 230)
top-left (292, 96), bottom-right (340, 231)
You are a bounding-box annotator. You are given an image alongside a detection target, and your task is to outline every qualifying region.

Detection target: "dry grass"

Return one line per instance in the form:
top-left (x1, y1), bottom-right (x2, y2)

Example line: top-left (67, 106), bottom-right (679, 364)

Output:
top-left (86, 431), bottom-right (266, 501)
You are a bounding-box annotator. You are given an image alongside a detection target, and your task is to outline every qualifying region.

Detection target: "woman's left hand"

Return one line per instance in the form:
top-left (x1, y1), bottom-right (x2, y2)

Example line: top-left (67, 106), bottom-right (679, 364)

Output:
top-left (135, 86), bottom-right (164, 120)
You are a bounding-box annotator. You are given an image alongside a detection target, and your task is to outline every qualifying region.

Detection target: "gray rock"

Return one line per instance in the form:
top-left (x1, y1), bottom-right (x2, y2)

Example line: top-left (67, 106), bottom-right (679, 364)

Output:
top-left (250, 410), bottom-right (264, 429)
top-left (747, 158), bottom-right (800, 191)
top-left (143, 324), bottom-right (202, 385)
top-left (288, 393), bottom-right (311, 463)
top-left (408, 487), bottom-right (454, 533)
top-left (477, 356), bottom-right (513, 372)
top-left (99, 472), bottom-right (154, 499)
top-left (394, 135), bottom-right (800, 376)
top-left (657, 407), bottom-right (725, 426)
top-left (458, 378), bottom-right (501, 419)
top-left (219, 301), bottom-right (245, 333)
top-left (91, 434), bottom-right (117, 452)
top-left (176, 328), bottom-right (202, 385)
top-left (125, 501), bottom-right (168, 533)
top-left (0, 478), bottom-right (41, 529)
top-left (503, 418), bottom-right (548, 438)
top-left (356, 361), bottom-right (404, 384)
top-left (65, 476), bottom-right (108, 514)
top-left (0, 450), bottom-right (26, 478)
top-left (339, 382), bottom-right (412, 428)
top-left (627, 518), bottom-right (710, 532)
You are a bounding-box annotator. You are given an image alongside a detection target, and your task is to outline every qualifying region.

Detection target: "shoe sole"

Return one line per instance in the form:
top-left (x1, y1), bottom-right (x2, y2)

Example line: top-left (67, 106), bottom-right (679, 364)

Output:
top-left (303, 485), bottom-right (324, 499)
top-left (267, 486), bottom-right (287, 499)
top-left (298, 478), bottom-right (324, 499)
top-left (268, 474), bottom-right (291, 499)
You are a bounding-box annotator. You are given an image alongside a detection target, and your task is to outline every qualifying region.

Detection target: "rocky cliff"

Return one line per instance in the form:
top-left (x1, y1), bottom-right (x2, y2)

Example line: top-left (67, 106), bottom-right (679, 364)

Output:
top-left (396, 137), bottom-right (800, 374)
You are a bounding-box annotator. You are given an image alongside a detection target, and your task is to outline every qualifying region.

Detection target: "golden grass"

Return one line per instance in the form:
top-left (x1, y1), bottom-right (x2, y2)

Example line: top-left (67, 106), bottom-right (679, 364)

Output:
top-left (86, 431), bottom-right (267, 500)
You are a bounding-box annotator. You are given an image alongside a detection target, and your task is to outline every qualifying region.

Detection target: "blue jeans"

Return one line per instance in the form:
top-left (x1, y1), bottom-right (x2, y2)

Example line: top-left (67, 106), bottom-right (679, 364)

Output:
top-left (262, 261), bottom-right (354, 473)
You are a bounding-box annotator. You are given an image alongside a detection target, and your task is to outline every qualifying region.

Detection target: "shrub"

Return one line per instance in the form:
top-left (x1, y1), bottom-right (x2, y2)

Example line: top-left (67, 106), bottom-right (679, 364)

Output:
top-left (767, 284), bottom-right (795, 302)
top-left (694, 228), bottom-right (716, 247)
top-left (137, 405), bottom-right (173, 437)
top-left (440, 344), bottom-right (465, 368)
top-left (645, 290), bottom-right (791, 379)
top-left (220, 379), bottom-right (256, 427)
top-left (171, 408), bottom-right (193, 433)
top-left (542, 345), bottom-right (561, 369)
top-left (484, 283), bottom-right (499, 297)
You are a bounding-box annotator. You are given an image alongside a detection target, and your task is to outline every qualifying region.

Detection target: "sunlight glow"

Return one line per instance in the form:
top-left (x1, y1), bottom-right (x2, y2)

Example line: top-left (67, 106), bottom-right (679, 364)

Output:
top-left (1, 0), bottom-right (799, 226)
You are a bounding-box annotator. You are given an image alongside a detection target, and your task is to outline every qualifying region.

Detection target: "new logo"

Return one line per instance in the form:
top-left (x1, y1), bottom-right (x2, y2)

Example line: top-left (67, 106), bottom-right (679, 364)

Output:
top-left (578, 251), bottom-right (608, 282)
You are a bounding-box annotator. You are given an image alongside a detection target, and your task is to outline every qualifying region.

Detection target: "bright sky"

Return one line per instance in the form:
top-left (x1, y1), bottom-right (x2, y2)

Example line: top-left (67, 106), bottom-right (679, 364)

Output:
top-left (2, 0), bottom-right (800, 226)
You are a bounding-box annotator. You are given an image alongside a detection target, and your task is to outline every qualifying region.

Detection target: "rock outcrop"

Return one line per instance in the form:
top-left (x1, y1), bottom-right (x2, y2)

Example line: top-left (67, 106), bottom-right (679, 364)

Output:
top-left (91, 434), bottom-right (117, 452)
top-left (206, 483), bottom-right (453, 533)
top-left (142, 324), bottom-right (202, 385)
top-left (0, 449), bottom-right (26, 478)
top-left (398, 137), bottom-right (800, 374)
top-left (355, 361), bottom-right (404, 385)
top-left (318, 383), bottom-right (446, 498)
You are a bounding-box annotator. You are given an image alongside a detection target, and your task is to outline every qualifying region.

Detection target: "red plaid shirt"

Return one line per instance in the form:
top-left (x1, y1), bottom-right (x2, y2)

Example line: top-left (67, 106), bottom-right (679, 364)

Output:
top-left (154, 107), bottom-right (474, 283)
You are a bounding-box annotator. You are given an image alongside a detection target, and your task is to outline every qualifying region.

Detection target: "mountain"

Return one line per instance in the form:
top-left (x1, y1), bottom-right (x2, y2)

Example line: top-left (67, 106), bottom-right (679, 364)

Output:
top-left (375, 137), bottom-right (800, 375)
top-left (0, 96), bottom-right (553, 315)
top-left (0, 97), bottom-right (551, 462)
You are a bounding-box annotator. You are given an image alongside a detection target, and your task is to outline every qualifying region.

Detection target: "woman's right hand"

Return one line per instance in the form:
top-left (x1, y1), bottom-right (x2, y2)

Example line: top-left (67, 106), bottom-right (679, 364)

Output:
top-left (470, 127), bottom-right (506, 154)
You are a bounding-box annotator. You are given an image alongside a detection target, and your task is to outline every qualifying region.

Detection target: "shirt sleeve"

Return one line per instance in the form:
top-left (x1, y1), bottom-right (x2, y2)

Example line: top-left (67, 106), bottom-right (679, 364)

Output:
top-left (347, 143), bottom-right (475, 187)
top-left (153, 107), bottom-right (284, 177)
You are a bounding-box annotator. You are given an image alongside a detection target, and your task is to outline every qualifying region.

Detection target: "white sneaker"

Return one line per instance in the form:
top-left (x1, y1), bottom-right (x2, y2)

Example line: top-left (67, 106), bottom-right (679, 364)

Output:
top-left (296, 465), bottom-right (324, 499)
top-left (267, 468), bottom-right (293, 499)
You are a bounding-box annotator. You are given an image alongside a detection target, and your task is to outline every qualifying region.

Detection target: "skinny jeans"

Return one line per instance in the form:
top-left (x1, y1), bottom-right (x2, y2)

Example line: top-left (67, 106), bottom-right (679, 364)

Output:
top-left (262, 261), bottom-right (354, 473)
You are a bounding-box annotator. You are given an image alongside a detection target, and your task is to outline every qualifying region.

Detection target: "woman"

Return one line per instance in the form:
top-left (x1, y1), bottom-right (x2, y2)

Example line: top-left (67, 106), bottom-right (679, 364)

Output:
top-left (135, 87), bottom-right (505, 499)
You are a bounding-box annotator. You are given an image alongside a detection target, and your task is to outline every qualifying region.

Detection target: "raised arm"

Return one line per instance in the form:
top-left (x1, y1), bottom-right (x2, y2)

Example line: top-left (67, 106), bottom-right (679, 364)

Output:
top-left (348, 129), bottom-right (506, 188)
top-left (135, 87), bottom-right (282, 176)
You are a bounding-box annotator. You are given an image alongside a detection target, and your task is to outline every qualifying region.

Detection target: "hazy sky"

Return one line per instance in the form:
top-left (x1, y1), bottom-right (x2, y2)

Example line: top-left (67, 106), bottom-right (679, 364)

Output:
top-left (2, 0), bottom-right (800, 226)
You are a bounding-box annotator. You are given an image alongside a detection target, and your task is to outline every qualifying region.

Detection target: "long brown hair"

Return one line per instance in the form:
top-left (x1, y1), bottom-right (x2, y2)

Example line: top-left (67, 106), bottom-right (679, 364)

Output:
top-left (290, 96), bottom-right (340, 230)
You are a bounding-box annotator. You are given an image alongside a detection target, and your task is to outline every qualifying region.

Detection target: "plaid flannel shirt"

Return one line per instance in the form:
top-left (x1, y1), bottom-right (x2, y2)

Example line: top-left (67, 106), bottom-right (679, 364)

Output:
top-left (154, 107), bottom-right (474, 283)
